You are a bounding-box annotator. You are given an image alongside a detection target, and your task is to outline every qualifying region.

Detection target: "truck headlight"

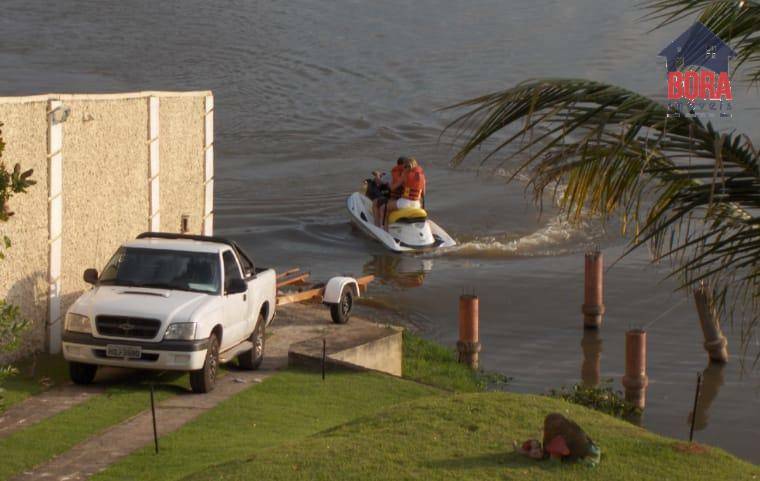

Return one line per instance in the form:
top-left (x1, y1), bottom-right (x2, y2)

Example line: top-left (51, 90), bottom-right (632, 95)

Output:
top-left (64, 313), bottom-right (92, 334)
top-left (164, 323), bottom-right (197, 340)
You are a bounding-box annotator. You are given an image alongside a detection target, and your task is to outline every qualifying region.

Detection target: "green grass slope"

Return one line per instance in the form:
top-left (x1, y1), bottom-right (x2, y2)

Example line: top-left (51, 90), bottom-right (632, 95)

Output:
top-left (402, 331), bottom-right (497, 392)
top-left (184, 391), bottom-right (759, 481)
top-left (93, 369), bottom-right (441, 481)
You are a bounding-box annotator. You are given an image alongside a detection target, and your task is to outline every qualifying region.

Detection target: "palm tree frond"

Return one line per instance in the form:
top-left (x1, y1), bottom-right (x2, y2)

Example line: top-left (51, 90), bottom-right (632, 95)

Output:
top-left (445, 78), bottom-right (760, 349)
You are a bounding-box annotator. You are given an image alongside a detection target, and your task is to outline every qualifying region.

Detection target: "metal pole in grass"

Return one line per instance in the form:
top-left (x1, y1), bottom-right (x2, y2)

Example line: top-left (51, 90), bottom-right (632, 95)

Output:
top-left (321, 338), bottom-right (326, 381)
top-left (689, 373), bottom-right (702, 443)
top-left (150, 384), bottom-right (159, 454)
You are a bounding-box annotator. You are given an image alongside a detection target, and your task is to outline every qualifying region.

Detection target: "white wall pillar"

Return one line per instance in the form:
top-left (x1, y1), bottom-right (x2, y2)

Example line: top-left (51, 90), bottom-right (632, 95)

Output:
top-left (203, 95), bottom-right (214, 235)
top-left (47, 100), bottom-right (64, 353)
top-left (148, 96), bottom-right (160, 231)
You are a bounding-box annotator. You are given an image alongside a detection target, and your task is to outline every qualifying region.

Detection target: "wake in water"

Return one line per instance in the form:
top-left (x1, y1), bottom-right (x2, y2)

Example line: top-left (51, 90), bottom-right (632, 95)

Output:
top-left (426, 214), bottom-right (606, 259)
top-left (425, 167), bottom-right (609, 259)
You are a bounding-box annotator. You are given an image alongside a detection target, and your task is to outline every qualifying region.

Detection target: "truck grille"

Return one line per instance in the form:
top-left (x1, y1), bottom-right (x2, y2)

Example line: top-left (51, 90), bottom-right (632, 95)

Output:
top-left (96, 315), bottom-right (161, 339)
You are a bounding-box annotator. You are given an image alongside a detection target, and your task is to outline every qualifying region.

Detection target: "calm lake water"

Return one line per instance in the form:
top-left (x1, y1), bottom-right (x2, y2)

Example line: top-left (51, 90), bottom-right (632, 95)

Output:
top-left (2, 0), bottom-right (758, 463)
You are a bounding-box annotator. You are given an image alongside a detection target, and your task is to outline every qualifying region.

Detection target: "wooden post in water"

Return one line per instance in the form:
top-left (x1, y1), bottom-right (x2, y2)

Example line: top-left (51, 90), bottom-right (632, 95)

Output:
top-left (457, 294), bottom-right (481, 370)
top-left (582, 250), bottom-right (605, 328)
top-left (622, 329), bottom-right (648, 410)
top-left (693, 283), bottom-right (728, 363)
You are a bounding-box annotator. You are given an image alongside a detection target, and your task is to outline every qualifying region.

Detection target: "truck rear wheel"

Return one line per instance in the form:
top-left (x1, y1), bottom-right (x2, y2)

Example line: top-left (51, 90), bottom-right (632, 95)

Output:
top-left (190, 334), bottom-right (219, 393)
top-left (69, 362), bottom-right (97, 385)
top-left (238, 314), bottom-right (265, 370)
top-left (330, 287), bottom-right (353, 324)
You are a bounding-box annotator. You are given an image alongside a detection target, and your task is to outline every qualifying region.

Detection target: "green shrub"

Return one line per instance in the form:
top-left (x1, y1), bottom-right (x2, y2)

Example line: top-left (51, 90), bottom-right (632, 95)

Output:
top-left (0, 125), bottom-right (35, 392)
top-left (550, 380), bottom-right (640, 421)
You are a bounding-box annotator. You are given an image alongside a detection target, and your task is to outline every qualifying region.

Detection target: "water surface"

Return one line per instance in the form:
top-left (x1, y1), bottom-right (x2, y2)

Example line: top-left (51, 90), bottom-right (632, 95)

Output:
top-left (1, 0), bottom-right (758, 462)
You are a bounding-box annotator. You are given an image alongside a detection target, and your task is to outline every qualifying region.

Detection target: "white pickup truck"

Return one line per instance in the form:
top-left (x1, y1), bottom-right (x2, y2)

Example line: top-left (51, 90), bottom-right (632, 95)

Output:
top-left (61, 233), bottom-right (277, 393)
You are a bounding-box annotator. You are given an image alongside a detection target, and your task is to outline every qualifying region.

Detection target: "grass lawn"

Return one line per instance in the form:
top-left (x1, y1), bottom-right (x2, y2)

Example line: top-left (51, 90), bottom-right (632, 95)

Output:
top-left (92, 369), bottom-right (441, 481)
top-left (0, 370), bottom-right (190, 481)
top-left (402, 331), bottom-right (493, 392)
top-left (0, 375), bottom-right (54, 413)
top-left (184, 391), bottom-right (760, 481)
top-left (0, 353), bottom-right (70, 413)
top-left (4, 331), bottom-right (756, 481)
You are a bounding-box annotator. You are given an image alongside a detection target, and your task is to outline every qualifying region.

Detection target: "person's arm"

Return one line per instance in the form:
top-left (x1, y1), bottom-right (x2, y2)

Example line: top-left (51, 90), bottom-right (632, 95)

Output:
top-left (421, 174), bottom-right (426, 208)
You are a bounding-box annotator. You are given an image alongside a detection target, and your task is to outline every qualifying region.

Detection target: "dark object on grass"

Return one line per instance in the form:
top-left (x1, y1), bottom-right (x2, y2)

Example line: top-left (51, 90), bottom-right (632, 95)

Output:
top-left (543, 413), bottom-right (596, 462)
top-left (545, 435), bottom-right (571, 460)
top-left (514, 414), bottom-right (601, 467)
top-left (150, 384), bottom-right (159, 454)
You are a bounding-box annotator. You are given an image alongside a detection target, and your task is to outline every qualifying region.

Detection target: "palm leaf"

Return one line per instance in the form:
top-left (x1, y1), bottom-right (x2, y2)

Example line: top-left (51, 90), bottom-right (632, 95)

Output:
top-left (445, 78), bottom-right (760, 352)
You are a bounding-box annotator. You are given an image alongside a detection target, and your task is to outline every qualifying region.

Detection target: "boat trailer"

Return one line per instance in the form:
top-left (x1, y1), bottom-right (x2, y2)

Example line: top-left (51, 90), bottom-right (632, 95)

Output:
top-left (275, 268), bottom-right (374, 324)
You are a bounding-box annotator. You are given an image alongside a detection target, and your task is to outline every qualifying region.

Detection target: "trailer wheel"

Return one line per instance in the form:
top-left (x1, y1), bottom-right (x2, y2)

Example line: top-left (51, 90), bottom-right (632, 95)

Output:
top-left (330, 286), bottom-right (353, 324)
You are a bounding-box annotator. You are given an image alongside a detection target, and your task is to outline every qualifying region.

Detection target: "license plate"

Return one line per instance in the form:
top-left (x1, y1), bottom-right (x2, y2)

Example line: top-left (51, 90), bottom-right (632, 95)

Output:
top-left (106, 344), bottom-right (142, 359)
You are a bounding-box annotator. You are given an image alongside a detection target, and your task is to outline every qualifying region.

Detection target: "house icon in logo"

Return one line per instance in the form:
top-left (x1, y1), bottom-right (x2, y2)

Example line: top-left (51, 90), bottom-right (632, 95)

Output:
top-left (659, 22), bottom-right (736, 116)
top-left (658, 22), bottom-right (736, 74)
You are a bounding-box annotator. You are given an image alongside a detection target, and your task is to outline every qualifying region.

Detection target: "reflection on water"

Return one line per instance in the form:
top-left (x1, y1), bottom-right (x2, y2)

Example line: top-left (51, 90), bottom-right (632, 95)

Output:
top-left (579, 328), bottom-right (646, 426)
top-left (580, 329), bottom-right (603, 387)
top-left (362, 255), bottom-right (432, 289)
top-left (689, 362), bottom-right (726, 432)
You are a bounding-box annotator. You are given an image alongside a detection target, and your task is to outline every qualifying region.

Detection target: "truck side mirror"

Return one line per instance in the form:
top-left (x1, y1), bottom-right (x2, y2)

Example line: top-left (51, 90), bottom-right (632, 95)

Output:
top-left (226, 278), bottom-right (247, 295)
top-left (83, 268), bottom-right (99, 285)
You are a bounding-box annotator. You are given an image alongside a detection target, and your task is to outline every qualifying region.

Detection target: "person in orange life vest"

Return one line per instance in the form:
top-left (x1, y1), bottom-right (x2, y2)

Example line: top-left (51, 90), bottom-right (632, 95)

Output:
top-left (385, 156), bottom-right (425, 229)
top-left (390, 157), bottom-right (405, 187)
top-left (373, 157), bottom-right (406, 227)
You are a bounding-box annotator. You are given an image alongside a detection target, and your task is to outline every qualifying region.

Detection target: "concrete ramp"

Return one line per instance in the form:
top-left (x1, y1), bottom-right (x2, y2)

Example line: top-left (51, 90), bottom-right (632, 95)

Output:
top-left (288, 324), bottom-right (402, 377)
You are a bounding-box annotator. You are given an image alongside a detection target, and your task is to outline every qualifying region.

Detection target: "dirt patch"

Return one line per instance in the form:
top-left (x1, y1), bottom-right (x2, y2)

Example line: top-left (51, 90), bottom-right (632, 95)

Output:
top-left (673, 442), bottom-right (709, 455)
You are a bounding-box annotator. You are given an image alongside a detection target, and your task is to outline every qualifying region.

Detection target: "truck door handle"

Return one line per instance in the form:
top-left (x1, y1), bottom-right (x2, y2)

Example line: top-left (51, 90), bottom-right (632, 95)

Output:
top-left (243, 294), bottom-right (247, 301)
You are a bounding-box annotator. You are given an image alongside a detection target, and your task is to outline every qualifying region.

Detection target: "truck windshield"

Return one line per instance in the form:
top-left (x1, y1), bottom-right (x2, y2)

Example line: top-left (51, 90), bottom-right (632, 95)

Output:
top-left (99, 247), bottom-right (221, 294)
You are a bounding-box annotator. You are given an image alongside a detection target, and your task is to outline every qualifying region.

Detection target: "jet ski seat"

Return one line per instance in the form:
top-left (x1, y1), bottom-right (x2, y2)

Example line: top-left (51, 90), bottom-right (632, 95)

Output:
top-left (388, 207), bottom-right (428, 224)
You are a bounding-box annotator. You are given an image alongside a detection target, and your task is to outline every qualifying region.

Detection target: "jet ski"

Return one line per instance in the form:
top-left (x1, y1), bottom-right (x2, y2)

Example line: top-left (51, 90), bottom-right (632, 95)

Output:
top-left (347, 190), bottom-right (456, 253)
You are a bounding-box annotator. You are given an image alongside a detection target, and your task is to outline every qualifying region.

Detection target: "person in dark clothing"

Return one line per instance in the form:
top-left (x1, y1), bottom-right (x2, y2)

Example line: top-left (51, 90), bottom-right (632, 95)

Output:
top-left (366, 170), bottom-right (390, 227)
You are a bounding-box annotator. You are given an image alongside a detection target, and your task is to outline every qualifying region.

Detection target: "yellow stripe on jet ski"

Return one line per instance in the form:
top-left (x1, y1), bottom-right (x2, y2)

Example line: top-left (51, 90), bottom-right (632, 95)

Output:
top-left (388, 207), bottom-right (427, 224)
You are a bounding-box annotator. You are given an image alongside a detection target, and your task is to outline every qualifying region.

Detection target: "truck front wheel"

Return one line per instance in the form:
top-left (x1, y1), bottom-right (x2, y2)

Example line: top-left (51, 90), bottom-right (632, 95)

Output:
top-left (190, 334), bottom-right (219, 393)
top-left (69, 362), bottom-right (97, 385)
top-left (238, 314), bottom-right (265, 370)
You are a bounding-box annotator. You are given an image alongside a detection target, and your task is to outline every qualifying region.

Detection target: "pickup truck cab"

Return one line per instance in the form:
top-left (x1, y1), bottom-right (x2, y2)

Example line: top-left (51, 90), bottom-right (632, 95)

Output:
top-left (62, 233), bottom-right (276, 393)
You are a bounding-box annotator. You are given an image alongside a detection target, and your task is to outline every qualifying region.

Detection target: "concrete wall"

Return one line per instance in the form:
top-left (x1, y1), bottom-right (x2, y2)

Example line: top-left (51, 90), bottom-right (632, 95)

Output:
top-left (159, 97), bottom-right (206, 235)
top-left (288, 325), bottom-right (403, 377)
top-left (329, 330), bottom-right (403, 377)
top-left (0, 91), bottom-right (212, 358)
